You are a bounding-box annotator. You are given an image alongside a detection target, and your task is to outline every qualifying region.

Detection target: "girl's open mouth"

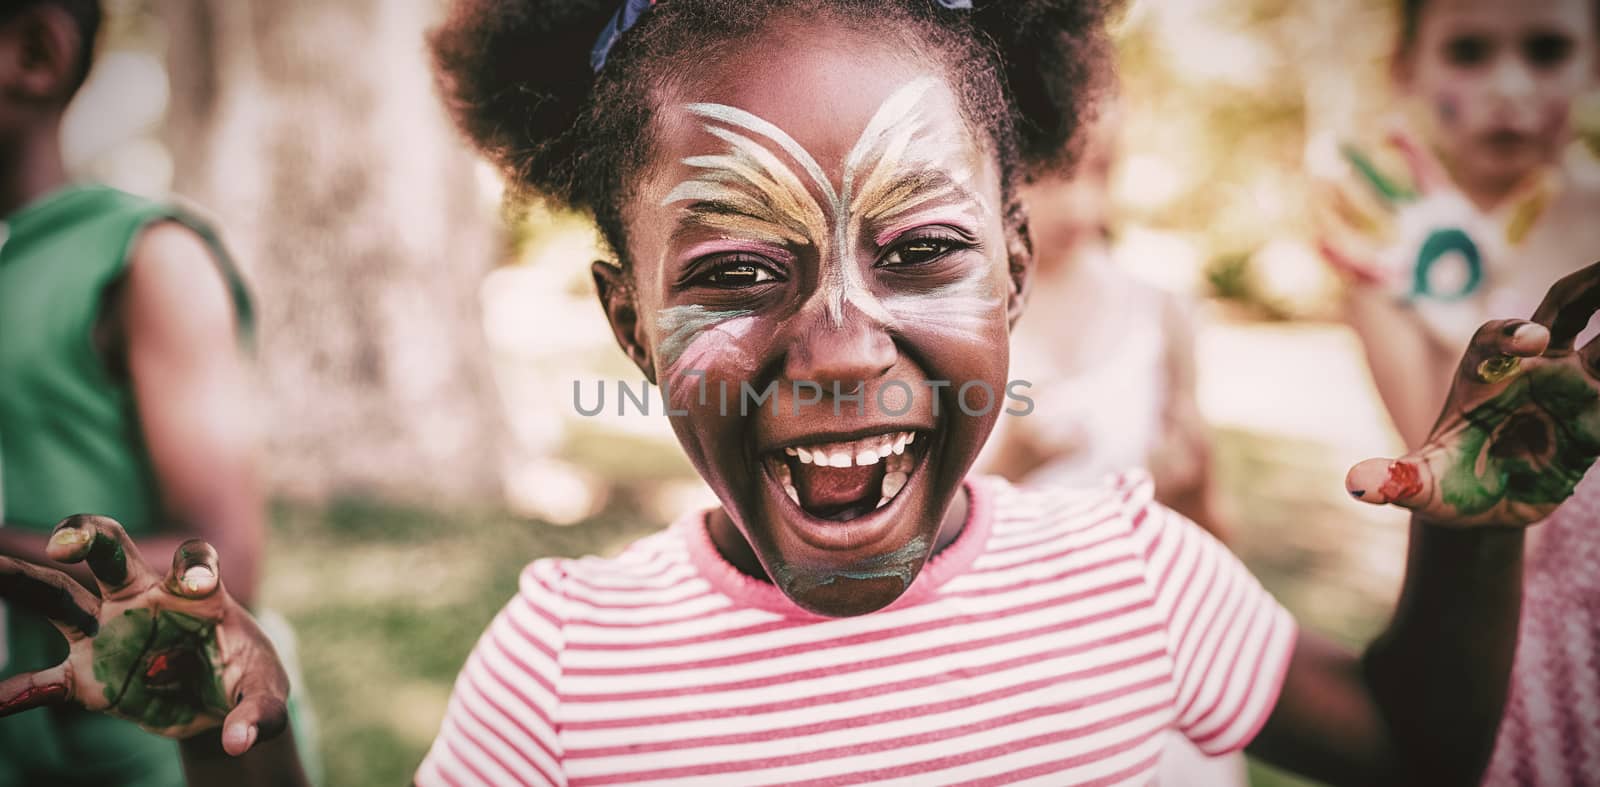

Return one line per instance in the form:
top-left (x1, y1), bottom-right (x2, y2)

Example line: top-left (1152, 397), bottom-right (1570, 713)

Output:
top-left (761, 429), bottom-right (931, 524)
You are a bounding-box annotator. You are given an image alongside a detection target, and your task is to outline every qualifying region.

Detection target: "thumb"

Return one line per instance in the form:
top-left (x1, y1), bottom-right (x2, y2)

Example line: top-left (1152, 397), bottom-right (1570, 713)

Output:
top-left (164, 539), bottom-right (221, 600)
top-left (221, 692), bottom-right (288, 757)
top-left (1346, 457), bottom-right (1429, 507)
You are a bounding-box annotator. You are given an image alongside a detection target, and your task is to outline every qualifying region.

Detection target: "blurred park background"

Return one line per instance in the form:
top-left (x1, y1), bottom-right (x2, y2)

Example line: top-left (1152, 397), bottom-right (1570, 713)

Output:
top-left (54, 0), bottom-right (1554, 784)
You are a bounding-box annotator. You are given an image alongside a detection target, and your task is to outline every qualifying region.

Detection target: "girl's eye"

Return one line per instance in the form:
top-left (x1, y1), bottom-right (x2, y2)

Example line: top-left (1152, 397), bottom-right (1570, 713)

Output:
top-left (1443, 35), bottom-right (1492, 67)
top-left (1523, 33), bottom-right (1574, 69)
top-left (881, 237), bottom-right (965, 267)
top-left (698, 260), bottom-right (779, 288)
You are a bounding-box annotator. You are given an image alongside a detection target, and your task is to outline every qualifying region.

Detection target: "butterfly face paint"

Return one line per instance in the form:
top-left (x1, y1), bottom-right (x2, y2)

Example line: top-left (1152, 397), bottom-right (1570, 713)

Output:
top-left (665, 77), bottom-right (993, 328)
top-left (655, 77), bottom-right (1001, 391)
top-left (614, 35), bottom-right (1019, 617)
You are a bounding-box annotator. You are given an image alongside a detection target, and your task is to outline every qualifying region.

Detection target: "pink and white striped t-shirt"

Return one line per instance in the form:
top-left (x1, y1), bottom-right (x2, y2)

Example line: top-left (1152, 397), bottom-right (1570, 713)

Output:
top-left (416, 473), bottom-right (1298, 786)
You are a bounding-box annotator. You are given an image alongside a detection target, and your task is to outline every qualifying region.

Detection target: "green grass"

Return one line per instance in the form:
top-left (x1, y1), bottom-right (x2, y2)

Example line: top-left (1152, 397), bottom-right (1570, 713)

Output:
top-left (262, 497), bottom-right (662, 787)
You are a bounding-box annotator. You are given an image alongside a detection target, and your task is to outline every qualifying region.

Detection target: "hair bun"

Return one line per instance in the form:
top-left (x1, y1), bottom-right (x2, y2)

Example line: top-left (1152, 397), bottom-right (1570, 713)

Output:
top-left (429, 0), bottom-right (619, 203)
top-left (972, 0), bottom-right (1119, 174)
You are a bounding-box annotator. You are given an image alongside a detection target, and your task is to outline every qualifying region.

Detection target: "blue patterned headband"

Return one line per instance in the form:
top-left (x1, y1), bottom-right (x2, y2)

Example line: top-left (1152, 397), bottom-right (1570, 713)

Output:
top-left (591, 0), bottom-right (975, 73)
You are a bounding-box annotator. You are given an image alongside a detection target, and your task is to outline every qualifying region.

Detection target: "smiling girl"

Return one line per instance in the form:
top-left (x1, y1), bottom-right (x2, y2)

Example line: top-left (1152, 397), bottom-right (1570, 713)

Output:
top-left (3, 2), bottom-right (1600, 786)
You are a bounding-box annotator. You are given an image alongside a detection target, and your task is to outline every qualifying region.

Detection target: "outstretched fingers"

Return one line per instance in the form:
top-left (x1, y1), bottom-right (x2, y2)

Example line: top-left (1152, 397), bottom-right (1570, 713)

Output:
top-left (47, 514), bottom-right (156, 599)
top-left (0, 663), bottom-right (72, 717)
top-left (1386, 128), bottom-right (1450, 196)
top-left (0, 556), bottom-right (100, 641)
top-left (1452, 319), bottom-right (1550, 391)
top-left (1531, 261), bottom-right (1600, 353)
top-left (1578, 317), bottom-right (1600, 376)
top-left (164, 539), bottom-right (221, 599)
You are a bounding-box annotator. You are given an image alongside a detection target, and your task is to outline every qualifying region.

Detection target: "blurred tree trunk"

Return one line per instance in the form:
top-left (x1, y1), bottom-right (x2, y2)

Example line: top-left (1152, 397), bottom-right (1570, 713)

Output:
top-left (160, 0), bottom-right (506, 503)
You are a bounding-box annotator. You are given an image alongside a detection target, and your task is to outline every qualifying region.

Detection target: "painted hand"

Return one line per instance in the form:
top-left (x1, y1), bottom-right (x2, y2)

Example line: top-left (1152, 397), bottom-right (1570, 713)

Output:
top-left (1314, 127), bottom-right (1552, 348)
top-left (0, 515), bottom-right (288, 755)
top-left (1348, 262), bottom-right (1600, 526)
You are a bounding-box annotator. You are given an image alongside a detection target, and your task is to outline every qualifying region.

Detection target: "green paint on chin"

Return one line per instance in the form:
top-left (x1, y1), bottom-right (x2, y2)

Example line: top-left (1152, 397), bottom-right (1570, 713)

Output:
top-left (774, 535), bottom-right (931, 602)
top-left (93, 608), bottom-right (229, 729)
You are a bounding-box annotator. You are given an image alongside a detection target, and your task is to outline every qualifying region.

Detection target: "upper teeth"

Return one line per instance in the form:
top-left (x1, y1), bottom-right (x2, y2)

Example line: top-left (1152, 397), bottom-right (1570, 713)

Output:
top-left (785, 431), bottom-right (917, 467)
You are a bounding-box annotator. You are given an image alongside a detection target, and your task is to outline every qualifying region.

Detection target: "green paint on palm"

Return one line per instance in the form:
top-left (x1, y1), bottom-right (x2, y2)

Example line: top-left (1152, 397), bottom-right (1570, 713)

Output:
top-left (93, 608), bottom-right (229, 729)
top-left (1438, 366), bottom-right (1600, 515)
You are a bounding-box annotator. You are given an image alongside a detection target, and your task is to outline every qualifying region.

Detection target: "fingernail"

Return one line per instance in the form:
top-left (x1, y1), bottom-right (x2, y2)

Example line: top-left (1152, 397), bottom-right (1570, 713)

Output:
top-left (182, 566), bottom-right (216, 593)
top-left (1477, 355), bottom-right (1520, 383)
top-left (225, 723), bottom-right (255, 753)
top-left (1511, 323), bottom-right (1546, 345)
top-left (48, 529), bottom-right (89, 549)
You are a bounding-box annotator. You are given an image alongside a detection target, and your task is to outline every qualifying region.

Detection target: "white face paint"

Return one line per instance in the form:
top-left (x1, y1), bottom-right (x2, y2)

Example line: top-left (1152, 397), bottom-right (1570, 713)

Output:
top-left (661, 76), bottom-right (997, 335)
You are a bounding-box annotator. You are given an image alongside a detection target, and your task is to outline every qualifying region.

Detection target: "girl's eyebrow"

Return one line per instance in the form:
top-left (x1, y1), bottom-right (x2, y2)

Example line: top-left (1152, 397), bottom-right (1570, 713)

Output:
top-left (856, 166), bottom-right (984, 228)
top-left (871, 203), bottom-right (983, 248)
top-left (671, 199), bottom-right (813, 247)
top-left (676, 236), bottom-right (794, 267)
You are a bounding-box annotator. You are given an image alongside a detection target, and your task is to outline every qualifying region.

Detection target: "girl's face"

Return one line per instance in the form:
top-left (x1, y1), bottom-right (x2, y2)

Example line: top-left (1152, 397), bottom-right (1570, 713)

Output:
top-left (596, 20), bottom-right (1028, 617)
top-left (1401, 0), bottom-right (1599, 193)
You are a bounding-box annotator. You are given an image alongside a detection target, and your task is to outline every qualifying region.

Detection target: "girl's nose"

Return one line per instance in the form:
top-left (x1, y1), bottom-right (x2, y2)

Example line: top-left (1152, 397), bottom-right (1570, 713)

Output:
top-left (1489, 58), bottom-right (1535, 101)
top-left (782, 305), bottom-right (897, 392)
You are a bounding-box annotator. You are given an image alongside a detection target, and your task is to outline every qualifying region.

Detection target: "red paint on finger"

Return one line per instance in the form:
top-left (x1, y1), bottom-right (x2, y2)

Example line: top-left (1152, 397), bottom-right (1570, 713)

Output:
top-left (0, 682), bottom-right (68, 715)
top-left (1380, 461), bottom-right (1424, 502)
top-left (1317, 239), bottom-right (1384, 285)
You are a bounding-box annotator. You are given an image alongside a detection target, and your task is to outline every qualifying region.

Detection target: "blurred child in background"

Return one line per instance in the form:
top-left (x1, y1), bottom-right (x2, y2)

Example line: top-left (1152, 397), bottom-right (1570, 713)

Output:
top-left (1316, 0), bottom-right (1600, 781)
top-left (981, 94), bottom-right (1239, 787)
top-left (0, 1), bottom-right (275, 784)
top-left (984, 97), bottom-right (1227, 543)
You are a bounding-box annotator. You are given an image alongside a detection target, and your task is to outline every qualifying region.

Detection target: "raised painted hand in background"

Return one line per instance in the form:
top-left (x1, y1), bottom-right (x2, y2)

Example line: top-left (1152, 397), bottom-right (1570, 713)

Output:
top-left (0, 515), bottom-right (287, 755)
top-left (1349, 262), bottom-right (1600, 526)
top-left (1315, 127), bottom-right (1556, 350)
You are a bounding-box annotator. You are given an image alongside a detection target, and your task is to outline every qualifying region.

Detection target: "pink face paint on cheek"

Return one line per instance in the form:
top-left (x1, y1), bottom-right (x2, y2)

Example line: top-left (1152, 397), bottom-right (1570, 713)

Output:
top-left (1437, 91), bottom-right (1463, 128)
top-left (662, 314), bottom-right (760, 411)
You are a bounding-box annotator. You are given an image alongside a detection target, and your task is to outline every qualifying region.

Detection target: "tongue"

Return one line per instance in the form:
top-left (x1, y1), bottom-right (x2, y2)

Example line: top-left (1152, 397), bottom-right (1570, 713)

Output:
top-left (792, 460), bottom-right (886, 516)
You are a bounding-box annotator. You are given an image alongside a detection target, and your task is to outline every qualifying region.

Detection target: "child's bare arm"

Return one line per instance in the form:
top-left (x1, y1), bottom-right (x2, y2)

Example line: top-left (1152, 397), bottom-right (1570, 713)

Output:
top-left (0, 224), bottom-right (265, 602)
top-left (1341, 284), bottom-right (1458, 450)
top-left (121, 222), bottom-right (266, 607)
top-left (181, 718), bottom-right (311, 787)
top-left (1246, 262), bottom-right (1600, 785)
top-left (1149, 292), bottom-right (1226, 541)
top-left (1250, 525), bottom-right (1524, 784)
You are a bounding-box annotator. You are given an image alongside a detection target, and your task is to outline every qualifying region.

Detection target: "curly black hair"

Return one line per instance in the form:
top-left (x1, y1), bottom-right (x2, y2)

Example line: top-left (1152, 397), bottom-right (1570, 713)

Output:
top-left (429, 0), bottom-right (1120, 266)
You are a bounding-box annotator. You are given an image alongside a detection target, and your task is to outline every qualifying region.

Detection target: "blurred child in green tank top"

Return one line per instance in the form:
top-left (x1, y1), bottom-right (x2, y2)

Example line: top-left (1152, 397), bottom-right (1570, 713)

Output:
top-left (0, 2), bottom-right (280, 784)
